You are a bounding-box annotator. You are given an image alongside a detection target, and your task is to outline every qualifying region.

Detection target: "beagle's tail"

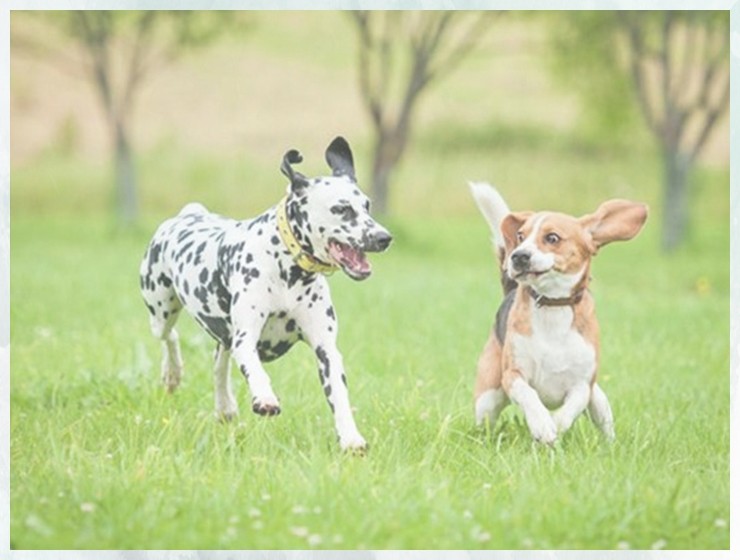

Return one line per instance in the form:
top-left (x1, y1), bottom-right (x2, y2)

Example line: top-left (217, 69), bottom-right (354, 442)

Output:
top-left (469, 181), bottom-right (516, 293)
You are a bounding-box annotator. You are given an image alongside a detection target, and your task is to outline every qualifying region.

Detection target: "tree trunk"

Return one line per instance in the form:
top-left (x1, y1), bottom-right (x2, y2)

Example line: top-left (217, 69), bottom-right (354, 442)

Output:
top-left (370, 125), bottom-right (411, 216)
top-left (661, 148), bottom-right (691, 252)
top-left (114, 119), bottom-right (137, 226)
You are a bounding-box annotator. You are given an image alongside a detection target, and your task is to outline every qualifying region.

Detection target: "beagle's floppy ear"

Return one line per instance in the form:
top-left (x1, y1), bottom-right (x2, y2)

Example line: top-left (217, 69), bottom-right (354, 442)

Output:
top-left (325, 136), bottom-right (356, 181)
top-left (579, 199), bottom-right (648, 250)
top-left (500, 211), bottom-right (533, 253)
top-left (280, 149), bottom-right (309, 192)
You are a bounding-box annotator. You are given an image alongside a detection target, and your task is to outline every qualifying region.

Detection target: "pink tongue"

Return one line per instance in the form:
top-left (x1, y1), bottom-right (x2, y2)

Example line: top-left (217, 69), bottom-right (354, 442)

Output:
top-left (330, 243), bottom-right (369, 273)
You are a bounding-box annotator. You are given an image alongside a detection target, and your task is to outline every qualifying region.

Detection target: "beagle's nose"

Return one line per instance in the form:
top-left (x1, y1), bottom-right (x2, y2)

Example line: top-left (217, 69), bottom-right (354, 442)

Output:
top-left (511, 251), bottom-right (531, 271)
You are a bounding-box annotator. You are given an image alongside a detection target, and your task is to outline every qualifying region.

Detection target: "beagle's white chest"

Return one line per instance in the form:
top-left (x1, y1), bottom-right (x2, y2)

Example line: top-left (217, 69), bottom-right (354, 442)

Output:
top-left (510, 306), bottom-right (597, 409)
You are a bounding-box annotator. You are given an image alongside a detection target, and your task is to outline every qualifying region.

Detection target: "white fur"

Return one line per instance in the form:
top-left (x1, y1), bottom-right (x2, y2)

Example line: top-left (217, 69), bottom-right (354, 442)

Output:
top-left (508, 376), bottom-right (558, 444)
top-left (468, 182), bottom-right (510, 251)
top-left (475, 388), bottom-right (508, 426)
top-left (510, 305), bottom-right (596, 410)
top-left (588, 383), bottom-right (615, 440)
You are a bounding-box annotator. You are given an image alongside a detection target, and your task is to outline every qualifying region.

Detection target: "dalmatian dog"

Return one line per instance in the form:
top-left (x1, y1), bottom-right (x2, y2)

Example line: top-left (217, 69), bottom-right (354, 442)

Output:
top-left (139, 137), bottom-right (392, 452)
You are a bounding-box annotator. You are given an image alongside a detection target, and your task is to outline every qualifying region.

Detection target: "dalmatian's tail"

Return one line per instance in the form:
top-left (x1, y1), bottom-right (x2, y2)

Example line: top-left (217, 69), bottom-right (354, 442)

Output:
top-left (468, 181), bottom-right (516, 293)
top-left (178, 202), bottom-right (208, 217)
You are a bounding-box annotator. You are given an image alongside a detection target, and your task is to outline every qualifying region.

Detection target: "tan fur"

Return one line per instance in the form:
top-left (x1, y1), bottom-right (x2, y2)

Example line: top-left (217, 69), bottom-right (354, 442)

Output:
top-left (474, 333), bottom-right (502, 400)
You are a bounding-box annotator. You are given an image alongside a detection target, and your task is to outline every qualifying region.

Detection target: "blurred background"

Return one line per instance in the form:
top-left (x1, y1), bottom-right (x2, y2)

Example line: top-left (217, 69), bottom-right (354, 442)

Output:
top-left (10, 11), bottom-right (729, 252)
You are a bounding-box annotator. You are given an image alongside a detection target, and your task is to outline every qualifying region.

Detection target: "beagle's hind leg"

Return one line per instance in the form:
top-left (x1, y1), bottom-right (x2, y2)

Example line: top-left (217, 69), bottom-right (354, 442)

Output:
top-left (474, 332), bottom-right (509, 427)
top-left (588, 382), bottom-right (615, 441)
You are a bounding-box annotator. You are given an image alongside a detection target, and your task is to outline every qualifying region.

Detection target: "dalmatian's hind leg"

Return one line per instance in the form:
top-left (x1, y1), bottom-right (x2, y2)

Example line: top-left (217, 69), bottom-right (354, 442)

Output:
top-left (143, 285), bottom-right (185, 393)
top-left (213, 344), bottom-right (238, 421)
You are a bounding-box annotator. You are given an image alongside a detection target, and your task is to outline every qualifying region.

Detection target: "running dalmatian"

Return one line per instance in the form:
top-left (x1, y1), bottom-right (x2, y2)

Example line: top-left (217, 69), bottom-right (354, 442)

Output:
top-left (139, 137), bottom-right (392, 452)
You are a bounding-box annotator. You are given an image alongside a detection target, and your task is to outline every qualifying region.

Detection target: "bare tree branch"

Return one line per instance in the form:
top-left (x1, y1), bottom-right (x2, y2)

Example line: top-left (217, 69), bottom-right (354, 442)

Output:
top-left (430, 13), bottom-right (495, 83)
top-left (118, 11), bottom-right (157, 119)
top-left (620, 13), bottom-right (662, 138)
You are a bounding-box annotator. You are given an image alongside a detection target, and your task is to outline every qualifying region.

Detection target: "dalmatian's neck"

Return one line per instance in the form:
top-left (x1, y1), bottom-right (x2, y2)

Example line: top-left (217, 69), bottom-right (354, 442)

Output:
top-left (248, 203), bottom-right (323, 290)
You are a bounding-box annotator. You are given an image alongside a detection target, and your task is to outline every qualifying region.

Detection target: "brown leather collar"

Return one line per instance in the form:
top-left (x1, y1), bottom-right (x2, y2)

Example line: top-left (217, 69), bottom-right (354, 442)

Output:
top-left (527, 286), bottom-right (586, 308)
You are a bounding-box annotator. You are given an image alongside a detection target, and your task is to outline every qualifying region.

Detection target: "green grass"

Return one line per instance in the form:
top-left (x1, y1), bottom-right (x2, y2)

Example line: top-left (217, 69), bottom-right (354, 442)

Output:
top-left (9, 206), bottom-right (729, 549)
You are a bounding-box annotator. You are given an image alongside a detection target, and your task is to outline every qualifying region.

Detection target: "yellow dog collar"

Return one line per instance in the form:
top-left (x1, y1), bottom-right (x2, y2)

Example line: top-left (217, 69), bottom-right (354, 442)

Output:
top-left (276, 197), bottom-right (337, 275)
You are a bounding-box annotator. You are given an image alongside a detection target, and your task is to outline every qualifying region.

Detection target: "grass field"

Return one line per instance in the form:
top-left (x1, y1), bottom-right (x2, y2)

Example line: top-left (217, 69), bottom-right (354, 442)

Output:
top-left (9, 173), bottom-right (729, 549)
top-left (9, 10), bottom-right (730, 551)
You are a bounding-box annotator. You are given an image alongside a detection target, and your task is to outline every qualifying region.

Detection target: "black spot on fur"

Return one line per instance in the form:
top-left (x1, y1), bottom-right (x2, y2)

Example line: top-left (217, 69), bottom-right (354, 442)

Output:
top-left (196, 313), bottom-right (232, 348)
top-left (495, 289), bottom-right (516, 344)
top-left (156, 273), bottom-right (172, 288)
top-left (315, 346), bottom-right (334, 412)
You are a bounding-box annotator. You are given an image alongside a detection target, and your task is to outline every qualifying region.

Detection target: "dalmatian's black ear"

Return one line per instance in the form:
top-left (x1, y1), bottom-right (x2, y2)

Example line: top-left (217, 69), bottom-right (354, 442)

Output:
top-left (325, 136), bottom-right (356, 182)
top-left (281, 149), bottom-right (309, 192)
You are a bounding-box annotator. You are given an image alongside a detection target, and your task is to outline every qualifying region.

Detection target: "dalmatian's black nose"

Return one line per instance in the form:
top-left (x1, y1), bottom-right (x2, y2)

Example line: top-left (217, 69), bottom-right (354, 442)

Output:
top-left (371, 231), bottom-right (393, 252)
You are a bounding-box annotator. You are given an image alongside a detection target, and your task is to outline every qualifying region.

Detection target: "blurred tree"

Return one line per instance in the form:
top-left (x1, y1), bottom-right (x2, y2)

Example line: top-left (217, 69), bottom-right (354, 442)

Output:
top-left (15, 11), bottom-right (251, 226)
top-left (549, 11), bottom-right (729, 251)
top-left (349, 11), bottom-right (497, 215)
top-left (619, 11), bottom-right (728, 251)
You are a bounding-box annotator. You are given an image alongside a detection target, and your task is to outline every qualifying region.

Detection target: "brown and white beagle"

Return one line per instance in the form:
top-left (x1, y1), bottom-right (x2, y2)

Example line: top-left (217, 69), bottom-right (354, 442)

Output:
top-left (469, 182), bottom-right (648, 444)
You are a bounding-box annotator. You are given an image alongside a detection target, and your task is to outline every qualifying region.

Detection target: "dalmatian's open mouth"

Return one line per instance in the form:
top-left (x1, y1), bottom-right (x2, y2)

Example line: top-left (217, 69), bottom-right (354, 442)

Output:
top-left (328, 239), bottom-right (371, 280)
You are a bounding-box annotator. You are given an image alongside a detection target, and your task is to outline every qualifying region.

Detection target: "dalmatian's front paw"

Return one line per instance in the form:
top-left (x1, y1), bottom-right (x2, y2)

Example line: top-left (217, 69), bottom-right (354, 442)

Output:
top-left (161, 361), bottom-right (183, 394)
top-left (252, 396), bottom-right (281, 416)
top-left (339, 433), bottom-right (368, 454)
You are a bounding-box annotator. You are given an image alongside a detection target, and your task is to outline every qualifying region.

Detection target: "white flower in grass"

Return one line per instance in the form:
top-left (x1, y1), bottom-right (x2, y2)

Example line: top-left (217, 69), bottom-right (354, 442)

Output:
top-left (651, 538), bottom-right (667, 550)
top-left (228, 515), bottom-right (240, 524)
top-left (470, 525), bottom-right (491, 543)
top-left (617, 541), bottom-right (631, 550)
top-left (715, 518), bottom-right (727, 528)
top-left (463, 510), bottom-right (473, 519)
top-left (252, 520), bottom-right (264, 530)
top-left (482, 483), bottom-right (492, 490)
top-left (521, 537), bottom-right (534, 548)
top-left (307, 534), bottom-right (323, 547)
top-left (292, 505), bottom-right (307, 515)
top-left (80, 502), bottom-right (96, 513)
top-left (247, 507), bottom-right (261, 518)
top-left (35, 326), bottom-right (53, 339)
top-left (290, 526), bottom-right (309, 538)
top-left (261, 492), bottom-right (271, 501)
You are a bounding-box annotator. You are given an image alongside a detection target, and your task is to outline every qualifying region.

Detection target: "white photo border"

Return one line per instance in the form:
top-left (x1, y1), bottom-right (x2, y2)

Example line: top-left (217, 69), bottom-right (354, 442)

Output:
top-left (0, 1), bottom-right (735, 559)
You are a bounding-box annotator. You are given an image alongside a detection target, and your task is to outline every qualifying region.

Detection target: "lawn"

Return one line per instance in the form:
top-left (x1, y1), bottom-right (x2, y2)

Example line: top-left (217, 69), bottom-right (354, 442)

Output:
top-left (9, 190), bottom-right (729, 549)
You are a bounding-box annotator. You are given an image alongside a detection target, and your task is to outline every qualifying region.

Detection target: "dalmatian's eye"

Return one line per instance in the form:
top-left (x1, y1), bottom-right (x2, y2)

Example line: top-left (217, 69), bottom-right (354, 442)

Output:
top-left (331, 204), bottom-right (358, 221)
top-left (544, 232), bottom-right (561, 245)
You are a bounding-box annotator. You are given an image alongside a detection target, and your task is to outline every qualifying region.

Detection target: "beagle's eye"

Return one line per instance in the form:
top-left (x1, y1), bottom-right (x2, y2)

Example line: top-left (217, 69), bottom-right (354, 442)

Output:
top-left (544, 232), bottom-right (561, 244)
top-left (516, 231), bottom-right (525, 243)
